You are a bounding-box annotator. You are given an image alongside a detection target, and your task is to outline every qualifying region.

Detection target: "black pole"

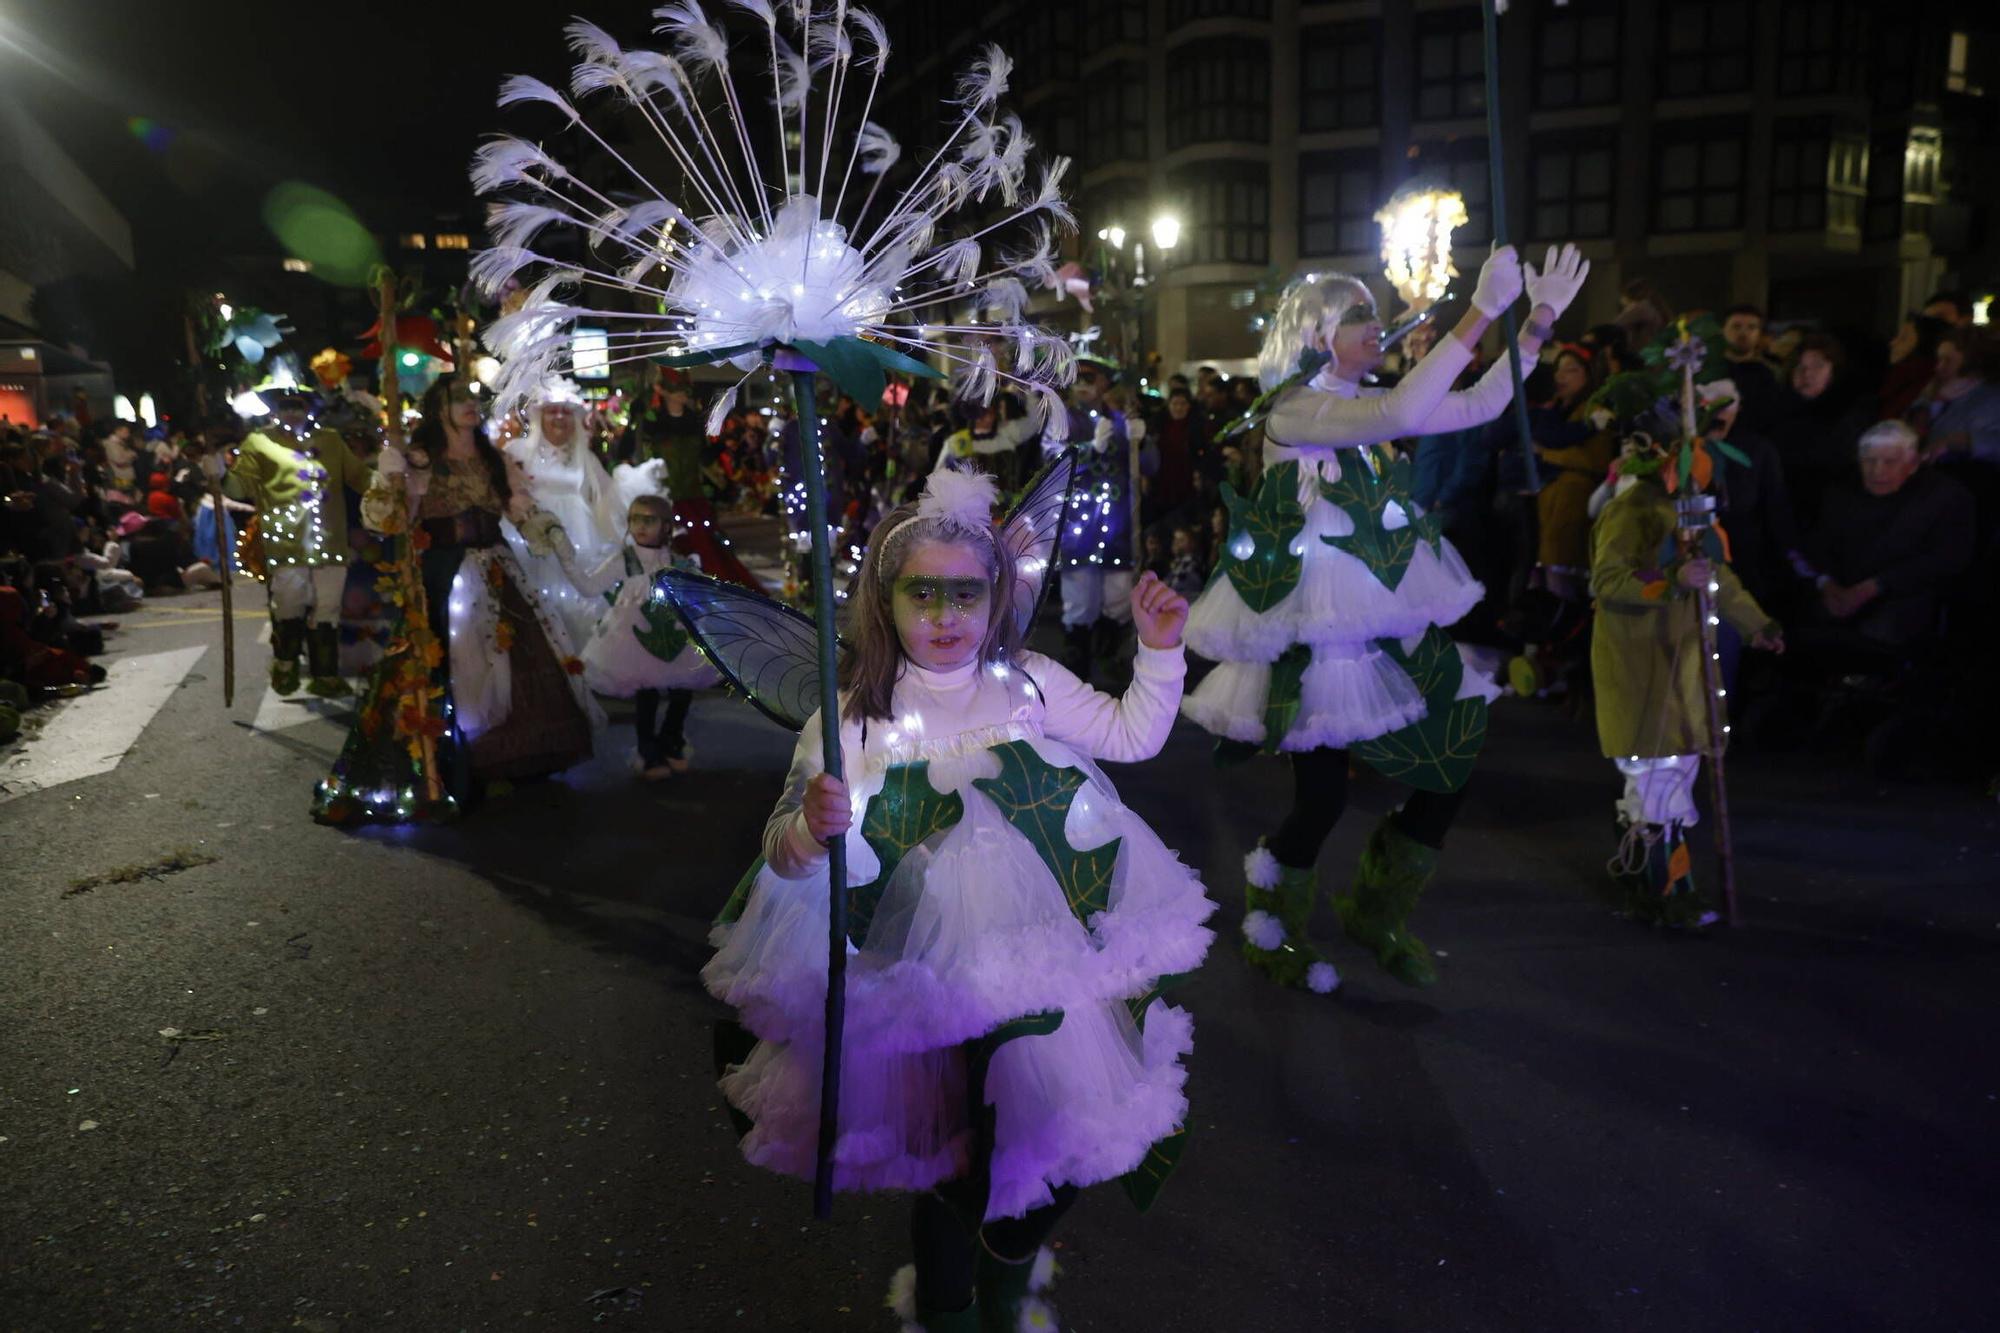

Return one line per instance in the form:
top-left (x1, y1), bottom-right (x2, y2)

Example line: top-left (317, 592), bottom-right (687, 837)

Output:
top-left (1481, 0), bottom-right (1540, 491)
top-left (776, 354), bottom-right (849, 1222)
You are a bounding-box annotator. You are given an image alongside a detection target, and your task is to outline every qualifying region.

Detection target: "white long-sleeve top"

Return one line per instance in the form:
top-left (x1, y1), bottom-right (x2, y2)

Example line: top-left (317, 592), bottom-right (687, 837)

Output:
top-left (763, 643), bottom-right (1187, 880)
top-left (1267, 335), bottom-right (1519, 451)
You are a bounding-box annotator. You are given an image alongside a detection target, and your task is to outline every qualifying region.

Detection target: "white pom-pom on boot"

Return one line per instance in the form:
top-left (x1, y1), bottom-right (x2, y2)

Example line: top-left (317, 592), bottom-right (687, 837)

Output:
top-left (1243, 845), bottom-right (1280, 890)
top-left (887, 1264), bottom-right (921, 1333)
top-left (1306, 961), bottom-right (1341, 994)
top-left (1241, 909), bottom-right (1287, 951)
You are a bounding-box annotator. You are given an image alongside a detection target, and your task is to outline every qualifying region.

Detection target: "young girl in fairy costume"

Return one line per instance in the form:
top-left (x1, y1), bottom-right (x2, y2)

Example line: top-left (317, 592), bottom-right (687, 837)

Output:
top-left (699, 466), bottom-right (1213, 1332)
top-left (555, 491), bottom-right (719, 781)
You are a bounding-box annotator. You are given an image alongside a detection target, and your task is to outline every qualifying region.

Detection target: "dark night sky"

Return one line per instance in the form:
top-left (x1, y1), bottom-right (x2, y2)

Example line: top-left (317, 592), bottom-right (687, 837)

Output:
top-left (7, 0), bottom-right (667, 259)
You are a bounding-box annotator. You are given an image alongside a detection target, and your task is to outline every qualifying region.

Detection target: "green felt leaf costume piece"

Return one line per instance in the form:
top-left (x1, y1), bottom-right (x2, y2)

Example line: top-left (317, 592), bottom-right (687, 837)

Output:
top-left (1318, 445), bottom-right (1444, 593)
top-left (1349, 627), bottom-right (1487, 794)
top-left (633, 595), bottom-right (692, 662)
top-left (846, 762), bottom-right (965, 943)
top-left (972, 741), bottom-right (1121, 927)
top-left (1261, 644), bottom-right (1311, 755)
top-left (1216, 461), bottom-right (1307, 613)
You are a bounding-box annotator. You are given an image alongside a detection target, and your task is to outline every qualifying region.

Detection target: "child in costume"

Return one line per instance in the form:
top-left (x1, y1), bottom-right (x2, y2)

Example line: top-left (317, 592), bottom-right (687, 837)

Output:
top-left (1589, 433), bottom-right (1783, 925)
top-left (555, 491), bottom-right (719, 781)
top-left (698, 465), bottom-right (1213, 1332)
top-left (1180, 245), bottom-right (1591, 990)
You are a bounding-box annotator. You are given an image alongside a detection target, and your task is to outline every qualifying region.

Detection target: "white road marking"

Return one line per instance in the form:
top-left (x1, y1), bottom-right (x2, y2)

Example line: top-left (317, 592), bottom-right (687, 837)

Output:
top-left (0, 646), bottom-right (207, 803)
top-left (248, 685), bottom-right (354, 735)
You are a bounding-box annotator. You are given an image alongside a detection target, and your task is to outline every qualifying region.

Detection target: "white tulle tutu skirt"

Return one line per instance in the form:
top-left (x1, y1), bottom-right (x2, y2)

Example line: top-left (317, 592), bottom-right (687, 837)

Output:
top-left (702, 738), bottom-right (1214, 1219)
top-left (1183, 485), bottom-right (1491, 748)
top-left (580, 599), bottom-right (721, 697)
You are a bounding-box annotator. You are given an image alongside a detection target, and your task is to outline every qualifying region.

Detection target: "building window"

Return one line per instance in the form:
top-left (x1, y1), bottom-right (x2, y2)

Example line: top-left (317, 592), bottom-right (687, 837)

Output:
top-left (1534, 2), bottom-right (1620, 109)
top-left (1080, 0), bottom-right (1146, 50)
top-left (1014, 9), bottom-right (1079, 85)
top-left (1032, 97), bottom-right (1080, 163)
top-left (399, 233), bottom-right (427, 250)
top-left (1166, 38), bottom-right (1269, 149)
top-left (1659, 2), bottom-right (1751, 98)
top-left (1777, 1), bottom-right (1868, 97)
top-left (1413, 11), bottom-right (1485, 121)
top-left (1769, 118), bottom-right (1830, 232)
top-left (1299, 150), bottom-right (1380, 257)
top-left (1301, 22), bottom-right (1379, 131)
top-left (433, 234), bottom-right (471, 250)
top-left (1654, 120), bottom-right (1747, 232)
top-left (1170, 162), bottom-right (1270, 265)
top-left (1946, 31), bottom-right (1976, 95)
top-left (1168, 0), bottom-right (1270, 22)
top-left (1530, 132), bottom-right (1615, 239)
top-left (1081, 61), bottom-right (1148, 166)
top-left (1083, 180), bottom-right (1147, 248)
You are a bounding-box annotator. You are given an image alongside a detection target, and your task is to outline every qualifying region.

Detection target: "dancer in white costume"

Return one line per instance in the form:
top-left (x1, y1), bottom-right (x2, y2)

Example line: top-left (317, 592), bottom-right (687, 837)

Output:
top-left (1182, 244), bottom-right (1590, 989)
top-left (502, 380), bottom-right (625, 648)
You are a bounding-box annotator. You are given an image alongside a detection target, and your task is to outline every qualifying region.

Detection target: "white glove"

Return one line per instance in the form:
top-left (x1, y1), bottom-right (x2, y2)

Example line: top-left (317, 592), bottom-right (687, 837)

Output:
top-left (1522, 244), bottom-right (1591, 320)
top-left (1090, 415), bottom-right (1116, 452)
top-left (1126, 416), bottom-right (1146, 445)
top-left (1469, 244), bottom-right (1523, 318)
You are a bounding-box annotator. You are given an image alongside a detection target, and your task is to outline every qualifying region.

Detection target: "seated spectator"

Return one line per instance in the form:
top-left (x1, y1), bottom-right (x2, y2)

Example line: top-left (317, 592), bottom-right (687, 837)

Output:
top-left (1879, 313), bottom-right (1950, 421)
top-left (1803, 421), bottom-right (1975, 653)
top-left (33, 457), bottom-right (82, 559)
top-left (1766, 331), bottom-right (1866, 530)
top-left (1909, 327), bottom-right (2000, 466)
top-left (1165, 523), bottom-right (1207, 599)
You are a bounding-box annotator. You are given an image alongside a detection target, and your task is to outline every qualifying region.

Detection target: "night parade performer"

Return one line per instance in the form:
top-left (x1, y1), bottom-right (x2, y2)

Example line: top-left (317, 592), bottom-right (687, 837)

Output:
top-left (702, 469), bottom-right (1212, 1333)
top-left (1182, 243), bottom-right (1591, 990)
top-left (620, 367), bottom-right (764, 590)
top-left (1043, 351), bottom-right (1153, 682)
top-left (219, 388), bottom-right (372, 698)
top-left (313, 377), bottom-right (595, 824)
top-left (553, 490), bottom-right (719, 782)
top-left (1590, 433), bottom-right (1784, 926)
top-left (501, 377), bottom-right (627, 648)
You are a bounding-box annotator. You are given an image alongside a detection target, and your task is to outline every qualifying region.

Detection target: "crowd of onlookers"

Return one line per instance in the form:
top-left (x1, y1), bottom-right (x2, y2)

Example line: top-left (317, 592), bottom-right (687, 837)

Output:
top-left (8, 279), bottom-right (1996, 779)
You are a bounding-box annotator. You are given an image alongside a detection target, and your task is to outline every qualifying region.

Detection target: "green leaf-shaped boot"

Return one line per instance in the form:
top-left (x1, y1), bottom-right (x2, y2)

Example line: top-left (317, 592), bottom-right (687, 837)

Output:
top-left (1240, 844), bottom-right (1340, 994)
top-left (1334, 818), bottom-right (1440, 987)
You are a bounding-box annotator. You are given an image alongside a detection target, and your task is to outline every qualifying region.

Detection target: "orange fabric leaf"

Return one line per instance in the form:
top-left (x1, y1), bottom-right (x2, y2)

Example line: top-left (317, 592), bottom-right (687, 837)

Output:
top-left (1640, 579), bottom-right (1669, 601)
top-left (1691, 444), bottom-right (1714, 492)
top-left (1666, 841), bottom-right (1692, 890)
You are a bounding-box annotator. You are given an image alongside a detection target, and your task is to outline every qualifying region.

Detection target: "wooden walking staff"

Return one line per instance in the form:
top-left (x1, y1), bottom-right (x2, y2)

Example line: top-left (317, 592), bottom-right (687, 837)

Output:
top-left (375, 270), bottom-right (442, 805)
top-left (773, 348), bottom-right (851, 1221)
top-left (186, 310), bottom-right (235, 707)
top-left (1479, 0), bottom-right (1541, 492)
top-left (1674, 347), bottom-right (1741, 926)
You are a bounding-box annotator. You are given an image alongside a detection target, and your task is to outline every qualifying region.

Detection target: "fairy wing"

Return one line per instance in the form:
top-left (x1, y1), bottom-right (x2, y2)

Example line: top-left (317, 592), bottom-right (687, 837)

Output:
top-left (657, 569), bottom-right (823, 731)
top-left (1000, 448), bottom-right (1077, 637)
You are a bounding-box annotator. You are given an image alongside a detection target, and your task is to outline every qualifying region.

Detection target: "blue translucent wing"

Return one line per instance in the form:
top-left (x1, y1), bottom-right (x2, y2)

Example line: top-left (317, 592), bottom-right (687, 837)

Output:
top-left (1002, 449), bottom-right (1077, 637)
top-left (657, 569), bottom-right (823, 731)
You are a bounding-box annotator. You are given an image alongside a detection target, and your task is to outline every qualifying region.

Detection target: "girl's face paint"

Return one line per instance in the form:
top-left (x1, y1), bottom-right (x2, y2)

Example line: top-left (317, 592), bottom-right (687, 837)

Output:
top-left (628, 505), bottom-right (667, 548)
top-left (892, 540), bottom-right (991, 672)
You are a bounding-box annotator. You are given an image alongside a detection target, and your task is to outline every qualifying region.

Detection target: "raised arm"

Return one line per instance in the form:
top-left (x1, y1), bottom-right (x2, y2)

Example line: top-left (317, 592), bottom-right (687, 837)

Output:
top-left (1027, 643), bottom-right (1186, 763)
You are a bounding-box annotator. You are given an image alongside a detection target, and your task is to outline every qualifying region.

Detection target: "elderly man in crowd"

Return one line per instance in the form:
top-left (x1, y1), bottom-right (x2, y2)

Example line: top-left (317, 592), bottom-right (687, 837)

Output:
top-left (1804, 421), bottom-right (1974, 655)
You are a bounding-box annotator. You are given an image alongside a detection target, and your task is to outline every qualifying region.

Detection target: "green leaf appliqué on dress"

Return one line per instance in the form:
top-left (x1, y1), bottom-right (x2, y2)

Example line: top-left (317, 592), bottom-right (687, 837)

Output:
top-left (633, 595), bottom-right (693, 662)
top-left (1216, 461), bottom-right (1306, 613)
top-left (971, 740), bottom-right (1121, 927)
top-left (846, 762), bottom-right (965, 943)
top-left (1349, 626), bottom-right (1487, 793)
top-left (1318, 445), bottom-right (1445, 593)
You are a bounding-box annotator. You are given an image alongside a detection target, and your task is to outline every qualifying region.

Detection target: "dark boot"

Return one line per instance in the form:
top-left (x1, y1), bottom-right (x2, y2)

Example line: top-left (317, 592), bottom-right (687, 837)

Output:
top-left (270, 617), bottom-right (306, 695)
top-left (1240, 844), bottom-right (1338, 993)
top-left (1613, 819), bottom-right (1713, 929)
top-left (973, 1244), bottom-right (1058, 1333)
top-left (306, 623), bottom-right (352, 698)
top-left (888, 1265), bottom-right (979, 1332)
top-left (1333, 817), bottom-right (1441, 987)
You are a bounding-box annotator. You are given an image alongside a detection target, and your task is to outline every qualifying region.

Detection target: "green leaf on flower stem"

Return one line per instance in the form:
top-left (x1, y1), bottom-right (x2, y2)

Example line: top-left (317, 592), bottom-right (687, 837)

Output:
top-left (972, 740), bottom-right (1121, 927)
top-left (792, 337), bottom-right (884, 406)
top-left (1710, 439), bottom-right (1750, 467)
top-left (1215, 461), bottom-right (1306, 613)
top-left (857, 338), bottom-right (945, 382)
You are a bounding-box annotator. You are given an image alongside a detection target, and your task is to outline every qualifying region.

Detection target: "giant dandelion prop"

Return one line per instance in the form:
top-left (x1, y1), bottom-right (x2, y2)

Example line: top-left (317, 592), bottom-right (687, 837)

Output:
top-left (470, 1), bottom-right (1077, 1219)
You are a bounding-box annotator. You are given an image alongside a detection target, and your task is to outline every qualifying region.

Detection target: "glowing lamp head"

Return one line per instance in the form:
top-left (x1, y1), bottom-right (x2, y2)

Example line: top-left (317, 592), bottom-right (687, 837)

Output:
top-left (1375, 187), bottom-right (1469, 311)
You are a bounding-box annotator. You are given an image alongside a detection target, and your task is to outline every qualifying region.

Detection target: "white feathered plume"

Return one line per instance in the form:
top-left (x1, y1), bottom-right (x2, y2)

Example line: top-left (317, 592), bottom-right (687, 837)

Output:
top-left (472, 5), bottom-right (1077, 422)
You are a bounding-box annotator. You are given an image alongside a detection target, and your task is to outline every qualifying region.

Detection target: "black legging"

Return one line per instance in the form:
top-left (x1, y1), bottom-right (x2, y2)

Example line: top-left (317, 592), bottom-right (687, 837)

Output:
top-left (1265, 746), bottom-right (1468, 869)
top-left (910, 1184), bottom-right (1078, 1313)
top-left (634, 687), bottom-right (692, 763)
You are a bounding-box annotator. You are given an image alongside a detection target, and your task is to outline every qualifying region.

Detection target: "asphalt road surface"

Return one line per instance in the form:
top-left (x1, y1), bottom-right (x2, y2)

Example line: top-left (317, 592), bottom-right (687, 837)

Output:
top-left (3, 573), bottom-right (1997, 1332)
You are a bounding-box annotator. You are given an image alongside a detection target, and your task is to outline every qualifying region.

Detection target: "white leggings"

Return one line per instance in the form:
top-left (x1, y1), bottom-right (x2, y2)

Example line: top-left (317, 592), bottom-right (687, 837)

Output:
top-left (1058, 568), bottom-right (1133, 629)
top-left (1614, 754), bottom-right (1701, 827)
top-left (268, 564), bottom-right (347, 627)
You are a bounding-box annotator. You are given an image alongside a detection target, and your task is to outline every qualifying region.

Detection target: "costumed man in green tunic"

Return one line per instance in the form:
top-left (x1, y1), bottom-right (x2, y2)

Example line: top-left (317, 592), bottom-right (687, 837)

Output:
top-left (224, 388), bottom-right (374, 696)
top-left (1589, 432), bottom-right (1784, 925)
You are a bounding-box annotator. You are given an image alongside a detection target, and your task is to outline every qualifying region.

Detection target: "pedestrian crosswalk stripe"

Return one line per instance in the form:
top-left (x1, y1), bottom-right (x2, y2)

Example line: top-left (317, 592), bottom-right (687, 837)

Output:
top-left (247, 686), bottom-right (353, 735)
top-left (0, 646), bottom-right (208, 804)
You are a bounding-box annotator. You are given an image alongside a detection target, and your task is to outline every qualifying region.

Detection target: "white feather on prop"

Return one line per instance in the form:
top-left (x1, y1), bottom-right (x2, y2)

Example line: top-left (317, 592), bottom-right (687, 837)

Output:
top-left (706, 384), bottom-right (739, 438)
top-left (476, 10), bottom-right (1076, 417)
top-left (916, 464), bottom-right (1001, 532)
top-left (1026, 381), bottom-right (1068, 429)
top-left (855, 121), bottom-right (900, 175)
